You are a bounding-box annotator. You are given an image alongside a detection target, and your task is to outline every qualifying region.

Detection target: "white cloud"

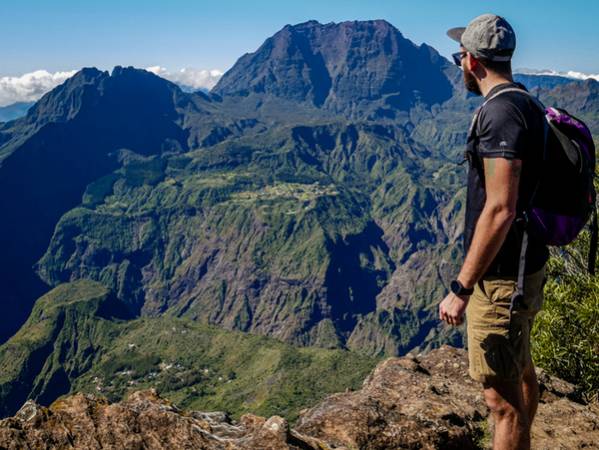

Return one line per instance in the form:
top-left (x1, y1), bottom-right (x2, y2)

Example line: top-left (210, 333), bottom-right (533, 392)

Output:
top-left (145, 66), bottom-right (223, 91)
top-left (0, 66), bottom-right (224, 108)
top-left (515, 68), bottom-right (599, 81)
top-left (561, 71), bottom-right (599, 81)
top-left (0, 70), bottom-right (77, 107)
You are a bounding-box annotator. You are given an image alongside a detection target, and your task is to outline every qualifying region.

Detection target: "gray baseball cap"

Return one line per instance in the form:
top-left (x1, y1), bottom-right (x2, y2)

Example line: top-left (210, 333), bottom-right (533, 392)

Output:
top-left (447, 13), bottom-right (516, 61)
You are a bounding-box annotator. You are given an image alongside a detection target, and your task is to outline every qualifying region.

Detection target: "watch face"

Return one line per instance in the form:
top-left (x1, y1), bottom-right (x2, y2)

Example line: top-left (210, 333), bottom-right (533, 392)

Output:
top-left (450, 280), bottom-right (461, 294)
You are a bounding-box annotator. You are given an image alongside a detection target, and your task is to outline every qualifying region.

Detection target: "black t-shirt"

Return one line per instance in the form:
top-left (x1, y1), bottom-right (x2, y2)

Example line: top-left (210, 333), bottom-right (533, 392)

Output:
top-left (463, 81), bottom-right (549, 276)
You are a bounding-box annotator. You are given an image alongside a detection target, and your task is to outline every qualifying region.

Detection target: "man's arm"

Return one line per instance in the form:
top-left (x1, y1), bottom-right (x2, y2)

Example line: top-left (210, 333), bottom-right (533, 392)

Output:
top-left (456, 156), bottom-right (522, 288)
top-left (439, 156), bottom-right (521, 325)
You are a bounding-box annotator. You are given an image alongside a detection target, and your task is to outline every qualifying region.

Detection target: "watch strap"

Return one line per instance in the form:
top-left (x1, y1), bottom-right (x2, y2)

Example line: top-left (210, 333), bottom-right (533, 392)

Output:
top-left (451, 279), bottom-right (474, 296)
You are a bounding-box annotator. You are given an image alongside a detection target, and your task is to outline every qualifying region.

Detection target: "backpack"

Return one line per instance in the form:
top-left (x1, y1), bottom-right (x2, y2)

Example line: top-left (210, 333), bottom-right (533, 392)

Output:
top-left (471, 86), bottom-right (598, 312)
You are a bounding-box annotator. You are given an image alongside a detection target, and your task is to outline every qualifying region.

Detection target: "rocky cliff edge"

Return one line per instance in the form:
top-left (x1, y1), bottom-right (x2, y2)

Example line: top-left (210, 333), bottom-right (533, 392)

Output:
top-left (1, 345), bottom-right (597, 449)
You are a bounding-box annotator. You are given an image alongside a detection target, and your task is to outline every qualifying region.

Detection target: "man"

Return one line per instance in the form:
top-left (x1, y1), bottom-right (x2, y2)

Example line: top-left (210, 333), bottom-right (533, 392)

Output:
top-left (439, 14), bottom-right (549, 450)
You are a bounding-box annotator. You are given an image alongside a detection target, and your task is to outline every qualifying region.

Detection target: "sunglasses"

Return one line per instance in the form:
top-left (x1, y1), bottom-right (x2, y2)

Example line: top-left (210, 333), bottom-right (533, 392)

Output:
top-left (452, 51), bottom-right (468, 66)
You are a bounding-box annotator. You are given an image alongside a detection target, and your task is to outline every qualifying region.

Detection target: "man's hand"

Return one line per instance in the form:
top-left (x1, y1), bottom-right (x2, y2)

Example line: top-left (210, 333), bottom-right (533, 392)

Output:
top-left (439, 292), bottom-right (470, 326)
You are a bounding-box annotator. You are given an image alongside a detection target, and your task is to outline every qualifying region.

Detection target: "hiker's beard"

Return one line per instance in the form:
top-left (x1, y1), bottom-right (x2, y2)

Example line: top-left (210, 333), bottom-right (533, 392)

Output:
top-left (463, 67), bottom-right (482, 96)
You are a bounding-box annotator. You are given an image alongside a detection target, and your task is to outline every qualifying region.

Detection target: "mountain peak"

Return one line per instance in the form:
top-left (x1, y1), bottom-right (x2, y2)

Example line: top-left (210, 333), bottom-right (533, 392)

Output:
top-left (22, 65), bottom-right (186, 127)
top-left (284, 18), bottom-right (398, 31)
top-left (19, 67), bottom-right (108, 126)
top-left (212, 19), bottom-right (454, 116)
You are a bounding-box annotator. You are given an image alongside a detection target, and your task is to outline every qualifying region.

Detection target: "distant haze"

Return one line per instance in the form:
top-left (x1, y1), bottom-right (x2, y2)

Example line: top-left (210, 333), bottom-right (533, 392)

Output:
top-left (514, 68), bottom-right (599, 82)
top-left (3, 63), bottom-right (599, 110)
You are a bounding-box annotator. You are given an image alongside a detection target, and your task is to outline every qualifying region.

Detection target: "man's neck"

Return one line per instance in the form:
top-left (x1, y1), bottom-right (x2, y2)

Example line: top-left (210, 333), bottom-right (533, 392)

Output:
top-left (479, 73), bottom-right (514, 97)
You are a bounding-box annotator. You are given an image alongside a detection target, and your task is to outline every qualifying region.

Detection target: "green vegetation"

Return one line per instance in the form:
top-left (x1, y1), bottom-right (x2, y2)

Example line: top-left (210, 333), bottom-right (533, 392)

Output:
top-left (74, 317), bottom-right (380, 424)
top-left (472, 418), bottom-right (492, 450)
top-left (532, 225), bottom-right (599, 401)
top-left (0, 280), bottom-right (125, 416)
top-left (36, 122), bottom-right (449, 355)
top-left (0, 280), bottom-right (382, 423)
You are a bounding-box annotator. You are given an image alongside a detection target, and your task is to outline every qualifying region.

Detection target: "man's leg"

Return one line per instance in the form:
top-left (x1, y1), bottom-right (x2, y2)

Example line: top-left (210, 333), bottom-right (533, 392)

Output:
top-left (484, 379), bottom-right (531, 450)
top-left (521, 270), bottom-right (546, 427)
top-left (467, 266), bottom-right (546, 448)
top-left (521, 357), bottom-right (539, 425)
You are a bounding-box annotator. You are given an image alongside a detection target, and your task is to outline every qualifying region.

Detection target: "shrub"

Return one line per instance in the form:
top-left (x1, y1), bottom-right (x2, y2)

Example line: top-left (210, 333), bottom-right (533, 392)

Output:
top-left (531, 226), bottom-right (599, 401)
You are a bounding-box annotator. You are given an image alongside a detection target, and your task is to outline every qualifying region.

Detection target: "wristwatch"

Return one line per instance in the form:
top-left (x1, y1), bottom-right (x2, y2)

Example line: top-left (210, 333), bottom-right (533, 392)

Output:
top-left (450, 279), bottom-right (474, 296)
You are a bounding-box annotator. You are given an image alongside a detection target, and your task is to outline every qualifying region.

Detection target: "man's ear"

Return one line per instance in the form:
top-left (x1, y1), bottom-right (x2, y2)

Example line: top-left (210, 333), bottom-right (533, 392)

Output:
top-left (466, 53), bottom-right (479, 71)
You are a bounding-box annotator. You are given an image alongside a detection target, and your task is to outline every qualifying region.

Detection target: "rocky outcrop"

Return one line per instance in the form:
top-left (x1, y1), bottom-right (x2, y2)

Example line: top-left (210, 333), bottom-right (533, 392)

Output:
top-left (295, 346), bottom-right (599, 449)
top-left (0, 389), bottom-right (329, 450)
top-left (2, 346), bottom-right (597, 449)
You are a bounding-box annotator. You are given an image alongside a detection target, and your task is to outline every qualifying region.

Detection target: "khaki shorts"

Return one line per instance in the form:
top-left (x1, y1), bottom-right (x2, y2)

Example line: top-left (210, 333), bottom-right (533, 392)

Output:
top-left (466, 264), bottom-right (547, 384)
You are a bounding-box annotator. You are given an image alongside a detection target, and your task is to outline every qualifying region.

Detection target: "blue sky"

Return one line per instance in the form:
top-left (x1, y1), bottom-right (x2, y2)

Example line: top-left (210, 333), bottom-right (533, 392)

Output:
top-left (1, 0), bottom-right (598, 77)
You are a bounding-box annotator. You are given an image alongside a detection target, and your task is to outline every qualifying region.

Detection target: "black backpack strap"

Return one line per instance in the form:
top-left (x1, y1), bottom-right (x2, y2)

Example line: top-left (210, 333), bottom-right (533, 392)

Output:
top-left (511, 216), bottom-right (529, 315)
top-left (588, 204), bottom-right (598, 276)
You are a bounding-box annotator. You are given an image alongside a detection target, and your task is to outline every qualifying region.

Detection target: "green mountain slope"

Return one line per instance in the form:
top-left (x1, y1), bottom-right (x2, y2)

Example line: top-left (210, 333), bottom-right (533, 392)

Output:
top-left (35, 120), bottom-right (465, 355)
top-left (0, 280), bottom-right (380, 421)
top-left (0, 280), bottom-right (127, 417)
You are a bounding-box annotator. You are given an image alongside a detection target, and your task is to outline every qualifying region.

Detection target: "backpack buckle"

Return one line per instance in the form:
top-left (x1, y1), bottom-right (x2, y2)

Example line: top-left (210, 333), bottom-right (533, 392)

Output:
top-left (509, 291), bottom-right (527, 315)
top-left (514, 211), bottom-right (529, 230)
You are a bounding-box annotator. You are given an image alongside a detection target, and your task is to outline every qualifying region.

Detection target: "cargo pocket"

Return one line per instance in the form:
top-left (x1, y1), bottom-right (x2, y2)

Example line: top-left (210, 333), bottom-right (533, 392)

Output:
top-left (483, 278), bottom-right (517, 306)
top-left (490, 280), bottom-right (517, 302)
top-left (482, 278), bottom-right (517, 325)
